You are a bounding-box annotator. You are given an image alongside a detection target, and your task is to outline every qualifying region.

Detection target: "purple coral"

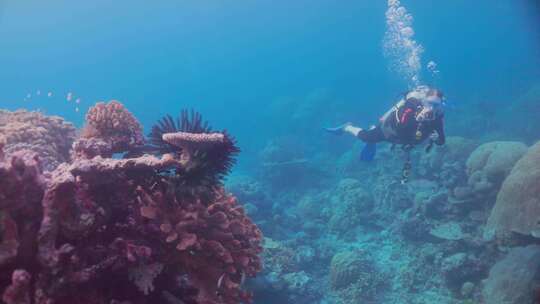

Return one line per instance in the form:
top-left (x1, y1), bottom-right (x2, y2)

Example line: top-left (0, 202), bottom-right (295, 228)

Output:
top-left (0, 109), bottom-right (76, 171)
top-left (80, 100), bottom-right (144, 156)
top-left (0, 103), bottom-right (262, 304)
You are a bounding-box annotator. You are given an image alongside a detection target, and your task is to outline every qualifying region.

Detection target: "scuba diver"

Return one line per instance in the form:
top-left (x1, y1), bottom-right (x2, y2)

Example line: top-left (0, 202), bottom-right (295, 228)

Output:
top-left (325, 85), bottom-right (446, 183)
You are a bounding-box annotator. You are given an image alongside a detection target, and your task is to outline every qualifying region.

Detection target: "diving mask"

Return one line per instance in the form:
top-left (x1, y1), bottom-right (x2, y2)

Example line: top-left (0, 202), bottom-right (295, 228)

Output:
top-left (416, 95), bottom-right (444, 122)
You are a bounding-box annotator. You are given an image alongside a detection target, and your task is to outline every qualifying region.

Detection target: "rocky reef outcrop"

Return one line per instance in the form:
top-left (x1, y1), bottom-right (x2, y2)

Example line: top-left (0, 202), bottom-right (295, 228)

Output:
top-left (485, 142), bottom-right (540, 240)
top-left (482, 245), bottom-right (540, 304)
top-left (465, 141), bottom-right (527, 195)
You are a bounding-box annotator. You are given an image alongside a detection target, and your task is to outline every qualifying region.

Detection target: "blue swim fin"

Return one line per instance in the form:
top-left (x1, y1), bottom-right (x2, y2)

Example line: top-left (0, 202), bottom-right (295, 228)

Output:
top-left (360, 143), bottom-right (376, 161)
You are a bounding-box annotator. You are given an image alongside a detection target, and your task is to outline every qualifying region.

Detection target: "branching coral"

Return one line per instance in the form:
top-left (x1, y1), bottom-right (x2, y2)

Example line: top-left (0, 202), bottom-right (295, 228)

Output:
top-left (0, 105), bottom-right (262, 304)
top-left (79, 100), bottom-right (144, 156)
top-left (0, 109), bottom-right (76, 171)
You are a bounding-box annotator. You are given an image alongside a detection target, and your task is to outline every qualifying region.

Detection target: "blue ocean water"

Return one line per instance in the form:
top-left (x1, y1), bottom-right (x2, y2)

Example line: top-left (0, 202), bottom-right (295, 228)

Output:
top-left (2, 1), bottom-right (539, 164)
top-left (1, 1), bottom-right (540, 303)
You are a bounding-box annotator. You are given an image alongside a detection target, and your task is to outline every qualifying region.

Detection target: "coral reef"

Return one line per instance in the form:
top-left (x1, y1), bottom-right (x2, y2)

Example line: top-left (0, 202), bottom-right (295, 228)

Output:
top-left (0, 109), bottom-right (76, 171)
top-left (258, 137), bottom-right (327, 192)
top-left (465, 141), bottom-right (527, 195)
top-left (418, 136), bottom-right (477, 188)
top-left (329, 250), bottom-right (385, 302)
top-left (0, 103), bottom-right (262, 304)
top-left (429, 222), bottom-right (467, 241)
top-left (485, 141), bottom-right (540, 240)
top-left (226, 175), bottom-right (268, 209)
top-left (79, 100), bottom-right (144, 156)
top-left (482, 245), bottom-right (540, 304)
top-left (248, 132), bottom-right (514, 304)
top-left (149, 110), bottom-right (239, 186)
top-left (328, 179), bottom-right (373, 235)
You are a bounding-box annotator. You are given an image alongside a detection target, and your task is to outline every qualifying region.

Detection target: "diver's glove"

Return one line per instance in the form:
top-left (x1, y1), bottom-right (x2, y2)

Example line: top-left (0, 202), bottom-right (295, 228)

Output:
top-left (324, 122), bottom-right (352, 135)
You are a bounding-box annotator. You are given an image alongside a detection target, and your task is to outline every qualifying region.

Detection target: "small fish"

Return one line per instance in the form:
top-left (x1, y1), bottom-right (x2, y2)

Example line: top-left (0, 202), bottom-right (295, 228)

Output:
top-left (36, 90), bottom-right (41, 96)
top-left (75, 107), bottom-right (79, 112)
top-left (217, 273), bottom-right (226, 289)
top-left (26, 93), bottom-right (31, 99)
top-left (47, 92), bottom-right (53, 97)
top-left (75, 98), bottom-right (81, 104)
top-left (67, 92), bottom-right (73, 101)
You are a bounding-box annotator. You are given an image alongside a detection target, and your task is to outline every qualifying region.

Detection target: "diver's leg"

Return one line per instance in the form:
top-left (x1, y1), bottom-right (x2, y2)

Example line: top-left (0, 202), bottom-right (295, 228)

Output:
top-left (343, 124), bottom-right (363, 137)
top-left (325, 123), bottom-right (385, 142)
top-left (356, 125), bottom-right (385, 143)
top-left (325, 122), bottom-right (362, 137)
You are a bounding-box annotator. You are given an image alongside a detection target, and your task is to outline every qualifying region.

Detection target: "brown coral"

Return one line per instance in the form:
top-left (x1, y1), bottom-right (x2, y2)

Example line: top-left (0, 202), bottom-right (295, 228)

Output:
top-left (0, 109), bottom-right (76, 171)
top-left (485, 142), bottom-right (540, 240)
top-left (80, 100), bottom-right (144, 156)
top-left (466, 141), bottom-right (527, 194)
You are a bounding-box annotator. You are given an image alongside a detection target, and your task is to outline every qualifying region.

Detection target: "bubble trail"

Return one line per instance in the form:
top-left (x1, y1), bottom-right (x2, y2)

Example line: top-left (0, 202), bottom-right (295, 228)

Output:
top-left (383, 0), bottom-right (424, 87)
top-left (427, 61), bottom-right (440, 76)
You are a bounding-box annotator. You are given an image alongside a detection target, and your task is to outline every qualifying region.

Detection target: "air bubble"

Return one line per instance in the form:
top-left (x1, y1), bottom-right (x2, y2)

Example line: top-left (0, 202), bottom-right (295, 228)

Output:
top-left (383, 0), bottom-right (425, 87)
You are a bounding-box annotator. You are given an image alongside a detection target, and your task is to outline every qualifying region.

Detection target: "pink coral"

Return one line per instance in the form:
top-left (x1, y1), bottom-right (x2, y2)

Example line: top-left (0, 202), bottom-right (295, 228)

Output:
top-left (0, 109), bottom-right (76, 171)
top-left (0, 106), bottom-right (262, 304)
top-left (136, 186), bottom-right (262, 303)
top-left (2, 270), bottom-right (32, 304)
top-left (80, 100), bottom-right (144, 156)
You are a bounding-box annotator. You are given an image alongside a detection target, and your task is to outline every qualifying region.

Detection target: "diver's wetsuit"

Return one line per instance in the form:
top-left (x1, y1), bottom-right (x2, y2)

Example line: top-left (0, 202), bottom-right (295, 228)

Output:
top-left (357, 98), bottom-right (445, 146)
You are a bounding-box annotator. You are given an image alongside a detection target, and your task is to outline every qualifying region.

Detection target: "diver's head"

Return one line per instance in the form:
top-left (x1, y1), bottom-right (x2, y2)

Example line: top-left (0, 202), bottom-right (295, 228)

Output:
top-left (415, 88), bottom-right (445, 122)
